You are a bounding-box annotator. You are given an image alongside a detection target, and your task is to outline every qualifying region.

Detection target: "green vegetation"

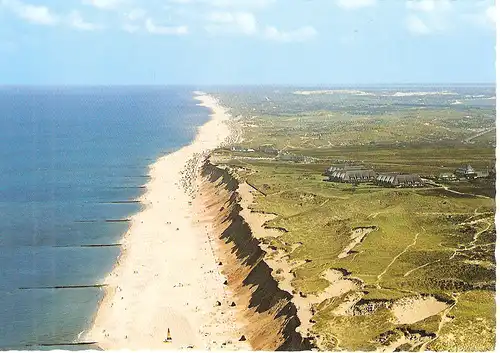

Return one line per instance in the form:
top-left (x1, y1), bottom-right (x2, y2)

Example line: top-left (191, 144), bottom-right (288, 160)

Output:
top-left (233, 109), bottom-right (495, 150)
top-left (430, 290), bottom-right (496, 351)
top-left (213, 88), bottom-right (495, 351)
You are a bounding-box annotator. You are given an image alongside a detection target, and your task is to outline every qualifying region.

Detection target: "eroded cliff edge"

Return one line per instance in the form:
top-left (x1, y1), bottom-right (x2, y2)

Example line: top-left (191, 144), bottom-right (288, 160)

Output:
top-left (198, 160), bottom-right (313, 351)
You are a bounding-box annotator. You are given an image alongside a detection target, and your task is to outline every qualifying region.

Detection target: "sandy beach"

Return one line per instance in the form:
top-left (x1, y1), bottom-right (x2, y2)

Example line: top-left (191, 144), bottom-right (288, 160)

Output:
top-left (85, 92), bottom-right (250, 350)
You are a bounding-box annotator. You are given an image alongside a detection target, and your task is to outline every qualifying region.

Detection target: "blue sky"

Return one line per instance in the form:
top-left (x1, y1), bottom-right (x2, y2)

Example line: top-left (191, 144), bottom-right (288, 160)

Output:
top-left (0, 0), bottom-right (496, 85)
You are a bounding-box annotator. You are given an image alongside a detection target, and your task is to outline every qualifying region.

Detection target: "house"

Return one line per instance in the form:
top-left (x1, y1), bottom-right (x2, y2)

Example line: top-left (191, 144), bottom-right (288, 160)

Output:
top-left (438, 173), bottom-right (457, 181)
top-left (329, 169), bottom-right (377, 183)
top-left (277, 153), bottom-right (304, 162)
top-left (277, 153), bottom-right (315, 164)
top-left (230, 146), bottom-right (256, 153)
top-left (376, 173), bottom-right (424, 187)
top-left (258, 145), bottom-right (279, 155)
top-left (324, 164), bottom-right (367, 176)
top-left (454, 165), bottom-right (476, 178)
top-left (475, 170), bottom-right (490, 178)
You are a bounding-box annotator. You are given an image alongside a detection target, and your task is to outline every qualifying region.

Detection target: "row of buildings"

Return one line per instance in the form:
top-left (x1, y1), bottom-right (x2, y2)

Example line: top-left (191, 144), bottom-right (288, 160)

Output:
top-left (227, 144), bottom-right (493, 186)
top-left (324, 164), bottom-right (424, 187)
top-left (439, 164), bottom-right (493, 181)
top-left (325, 162), bottom-right (494, 187)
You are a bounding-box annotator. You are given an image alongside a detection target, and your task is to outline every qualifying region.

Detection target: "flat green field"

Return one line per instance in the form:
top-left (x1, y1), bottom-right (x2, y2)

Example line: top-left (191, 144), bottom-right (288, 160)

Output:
top-left (213, 89), bottom-right (496, 351)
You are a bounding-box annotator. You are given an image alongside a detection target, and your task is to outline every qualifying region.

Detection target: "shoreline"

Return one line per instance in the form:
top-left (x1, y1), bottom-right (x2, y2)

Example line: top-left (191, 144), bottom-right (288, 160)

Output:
top-left (85, 92), bottom-right (249, 350)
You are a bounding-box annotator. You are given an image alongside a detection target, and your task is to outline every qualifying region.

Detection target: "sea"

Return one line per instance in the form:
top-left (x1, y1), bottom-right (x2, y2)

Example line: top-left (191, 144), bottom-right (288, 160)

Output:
top-left (0, 86), bottom-right (210, 350)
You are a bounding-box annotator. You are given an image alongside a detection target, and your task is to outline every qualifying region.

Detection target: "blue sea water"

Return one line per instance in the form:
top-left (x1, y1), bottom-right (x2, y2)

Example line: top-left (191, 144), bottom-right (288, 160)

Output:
top-left (0, 86), bottom-right (210, 349)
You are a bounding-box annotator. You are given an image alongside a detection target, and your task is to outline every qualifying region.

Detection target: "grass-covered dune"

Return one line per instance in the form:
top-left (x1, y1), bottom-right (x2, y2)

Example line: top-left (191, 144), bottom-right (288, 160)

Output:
top-left (211, 89), bottom-right (495, 351)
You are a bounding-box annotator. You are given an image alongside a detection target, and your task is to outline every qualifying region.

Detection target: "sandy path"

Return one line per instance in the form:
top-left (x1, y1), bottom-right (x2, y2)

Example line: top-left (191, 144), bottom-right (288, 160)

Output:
top-left (85, 93), bottom-right (250, 350)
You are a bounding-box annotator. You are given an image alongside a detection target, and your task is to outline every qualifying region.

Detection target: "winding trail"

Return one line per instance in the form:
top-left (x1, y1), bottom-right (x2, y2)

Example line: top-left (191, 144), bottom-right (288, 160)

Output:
top-left (440, 185), bottom-right (490, 199)
top-left (404, 259), bottom-right (441, 278)
top-left (449, 217), bottom-right (493, 260)
top-left (376, 232), bottom-right (419, 288)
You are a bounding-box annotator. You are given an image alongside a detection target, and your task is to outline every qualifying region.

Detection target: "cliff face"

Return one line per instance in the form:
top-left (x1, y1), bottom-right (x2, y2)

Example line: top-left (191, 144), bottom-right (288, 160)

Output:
top-left (199, 161), bottom-right (312, 351)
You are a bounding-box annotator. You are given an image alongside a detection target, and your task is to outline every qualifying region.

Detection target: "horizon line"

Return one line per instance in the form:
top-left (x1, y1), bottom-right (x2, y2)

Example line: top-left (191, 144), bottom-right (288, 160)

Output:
top-left (0, 83), bottom-right (496, 87)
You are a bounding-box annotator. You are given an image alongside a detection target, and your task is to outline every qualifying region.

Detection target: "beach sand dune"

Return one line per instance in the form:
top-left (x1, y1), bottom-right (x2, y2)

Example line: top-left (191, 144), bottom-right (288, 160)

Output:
top-left (86, 94), bottom-right (249, 350)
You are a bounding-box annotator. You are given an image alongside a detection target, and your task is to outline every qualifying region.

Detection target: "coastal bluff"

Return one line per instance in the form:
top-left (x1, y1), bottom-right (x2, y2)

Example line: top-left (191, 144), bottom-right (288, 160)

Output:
top-left (198, 160), bottom-right (312, 351)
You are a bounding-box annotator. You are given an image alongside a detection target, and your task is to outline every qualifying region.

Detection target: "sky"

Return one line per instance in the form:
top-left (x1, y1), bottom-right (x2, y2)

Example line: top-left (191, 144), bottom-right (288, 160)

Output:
top-left (0, 0), bottom-right (496, 85)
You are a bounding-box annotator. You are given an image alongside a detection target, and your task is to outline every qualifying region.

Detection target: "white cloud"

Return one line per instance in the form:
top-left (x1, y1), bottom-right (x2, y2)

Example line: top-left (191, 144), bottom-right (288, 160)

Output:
top-left (120, 8), bottom-right (189, 35)
top-left (203, 8), bottom-right (316, 42)
top-left (205, 11), bottom-right (257, 35)
top-left (263, 25), bottom-right (317, 42)
top-left (121, 8), bottom-right (147, 33)
top-left (83, 0), bottom-right (124, 10)
top-left (405, 0), bottom-right (454, 35)
top-left (1, 0), bottom-right (107, 30)
top-left (406, 0), bottom-right (452, 12)
top-left (125, 8), bottom-right (147, 21)
top-left (2, 0), bottom-right (58, 25)
top-left (205, 0), bottom-right (275, 9)
top-left (145, 18), bottom-right (188, 35)
top-left (169, 0), bottom-right (275, 9)
top-left (336, 0), bottom-right (376, 10)
top-left (406, 15), bottom-right (431, 35)
top-left (68, 11), bottom-right (101, 31)
top-left (485, 5), bottom-right (496, 24)
top-left (462, 4), bottom-right (496, 29)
